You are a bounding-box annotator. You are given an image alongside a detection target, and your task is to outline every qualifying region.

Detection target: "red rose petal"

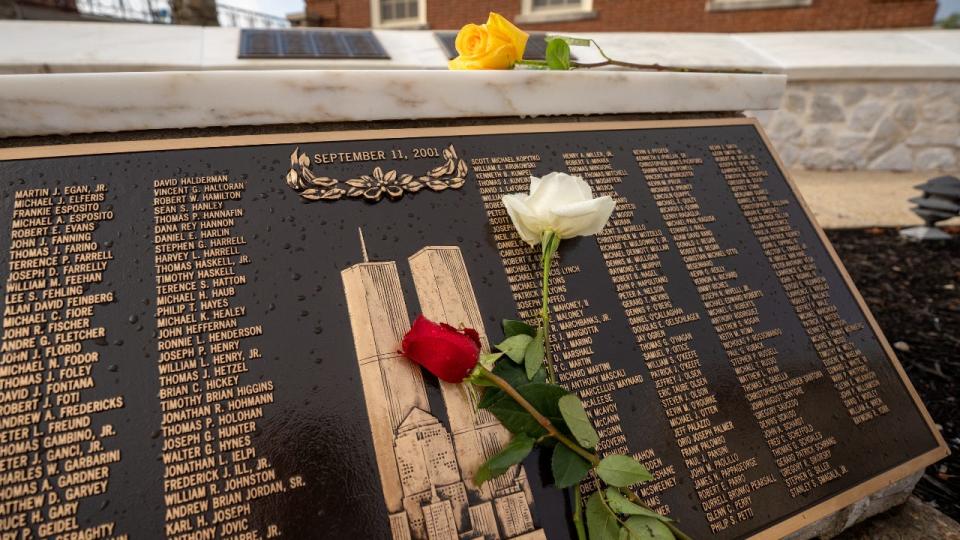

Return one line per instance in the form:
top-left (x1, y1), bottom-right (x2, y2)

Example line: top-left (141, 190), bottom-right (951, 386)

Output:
top-left (401, 315), bottom-right (481, 383)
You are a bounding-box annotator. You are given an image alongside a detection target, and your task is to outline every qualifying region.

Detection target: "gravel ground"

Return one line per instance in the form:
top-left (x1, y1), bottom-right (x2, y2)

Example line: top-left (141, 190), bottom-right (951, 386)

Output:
top-left (827, 227), bottom-right (960, 522)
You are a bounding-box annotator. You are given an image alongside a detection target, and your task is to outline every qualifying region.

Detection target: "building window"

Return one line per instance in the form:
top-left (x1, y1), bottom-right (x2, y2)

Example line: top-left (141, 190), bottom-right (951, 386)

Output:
top-left (707, 0), bottom-right (813, 12)
top-left (531, 0), bottom-right (584, 10)
top-left (518, 0), bottom-right (596, 23)
top-left (371, 0), bottom-right (426, 28)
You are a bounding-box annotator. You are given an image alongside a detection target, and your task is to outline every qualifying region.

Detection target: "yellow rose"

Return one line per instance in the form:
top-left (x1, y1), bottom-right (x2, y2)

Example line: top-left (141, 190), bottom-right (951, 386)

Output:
top-left (448, 12), bottom-right (528, 70)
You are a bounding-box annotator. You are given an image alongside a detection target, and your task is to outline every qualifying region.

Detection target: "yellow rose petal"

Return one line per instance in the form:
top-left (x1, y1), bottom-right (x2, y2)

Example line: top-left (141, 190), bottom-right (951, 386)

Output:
top-left (454, 23), bottom-right (487, 57)
top-left (449, 12), bottom-right (528, 70)
top-left (485, 12), bottom-right (528, 61)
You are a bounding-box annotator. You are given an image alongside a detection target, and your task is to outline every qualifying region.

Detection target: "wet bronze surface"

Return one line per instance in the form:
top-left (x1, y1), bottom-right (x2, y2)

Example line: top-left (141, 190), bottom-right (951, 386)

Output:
top-left (0, 119), bottom-right (945, 539)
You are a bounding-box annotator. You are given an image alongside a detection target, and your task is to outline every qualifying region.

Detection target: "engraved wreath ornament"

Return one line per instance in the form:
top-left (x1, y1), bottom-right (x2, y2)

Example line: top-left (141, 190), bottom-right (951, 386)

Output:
top-left (285, 144), bottom-right (468, 202)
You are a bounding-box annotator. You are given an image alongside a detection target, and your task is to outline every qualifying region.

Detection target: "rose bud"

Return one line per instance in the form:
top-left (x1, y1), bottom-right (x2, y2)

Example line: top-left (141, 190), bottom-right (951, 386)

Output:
top-left (401, 315), bottom-right (482, 383)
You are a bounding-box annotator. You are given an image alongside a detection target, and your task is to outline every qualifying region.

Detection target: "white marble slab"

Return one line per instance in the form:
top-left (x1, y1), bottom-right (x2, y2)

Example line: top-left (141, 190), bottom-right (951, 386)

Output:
top-left (0, 21), bottom-right (451, 73)
top-left (0, 69), bottom-right (786, 137)
top-left (903, 30), bottom-right (960, 58)
top-left (561, 32), bottom-right (782, 73)
top-left (5, 20), bottom-right (960, 82)
top-left (738, 30), bottom-right (960, 80)
top-left (0, 21), bottom-right (204, 73)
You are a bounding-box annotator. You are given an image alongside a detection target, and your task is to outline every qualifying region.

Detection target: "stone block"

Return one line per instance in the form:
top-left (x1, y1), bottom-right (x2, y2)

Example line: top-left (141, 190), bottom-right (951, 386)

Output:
top-left (893, 102), bottom-right (918, 131)
top-left (863, 116), bottom-right (904, 164)
top-left (769, 113), bottom-right (803, 140)
top-left (849, 101), bottom-right (886, 132)
top-left (801, 149), bottom-right (837, 170)
top-left (906, 124), bottom-right (960, 147)
top-left (836, 147), bottom-right (868, 170)
top-left (784, 470), bottom-right (922, 540)
top-left (804, 125), bottom-right (835, 147)
top-left (869, 144), bottom-right (913, 171)
top-left (834, 496), bottom-right (960, 540)
top-left (868, 83), bottom-right (896, 98)
top-left (872, 115), bottom-right (903, 146)
top-left (835, 133), bottom-right (870, 151)
top-left (785, 93), bottom-right (807, 114)
top-left (810, 94), bottom-right (845, 123)
top-left (841, 86), bottom-right (867, 107)
top-left (776, 143), bottom-right (801, 167)
top-left (894, 84), bottom-right (922, 99)
top-left (915, 147), bottom-right (959, 171)
top-left (921, 99), bottom-right (960, 124)
top-left (925, 82), bottom-right (957, 101)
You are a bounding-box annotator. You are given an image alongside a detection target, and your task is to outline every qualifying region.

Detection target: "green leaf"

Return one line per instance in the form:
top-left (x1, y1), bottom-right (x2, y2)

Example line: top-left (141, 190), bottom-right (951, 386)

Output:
top-left (478, 388), bottom-right (500, 408)
top-left (517, 383), bottom-right (568, 424)
top-left (503, 319), bottom-right (536, 338)
top-left (586, 492), bottom-right (621, 540)
top-left (477, 361), bottom-right (546, 409)
top-left (475, 434), bottom-right (535, 486)
top-left (620, 516), bottom-right (674, 540)
top-left (479, 351), bottom-right (503, 370)
top-left (546, 34), bottom-right (592, 47)
top-left (497, 360), bottom-right (541, 387)
top-left (496, 334), bottom-right (533, 364)
top-left (551, 444), bottom-right (591, 488)
top-left (485, 383), bottom-right (568, 437)
top-left (541, 229), bottom-right (561, 259)
top-left (485, 393), bottom-right (542, 435)
top-left (605, 489), bottom-right (673, 522)
top-left (596, 455), bottom-right (653, 487)
top-left (559, 394), bottom-right (599, 449)
top-left (524, 329), bottom-right (545, 380)
top-left (545, 38), bottom-right (571, 70)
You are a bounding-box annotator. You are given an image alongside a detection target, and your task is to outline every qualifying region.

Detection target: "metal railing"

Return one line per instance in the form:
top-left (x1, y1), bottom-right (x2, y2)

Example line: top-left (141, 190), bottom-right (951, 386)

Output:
top-left (74, 0), bottom-right (290, 27)
top-left (216, 4), bottom-right (289, 28)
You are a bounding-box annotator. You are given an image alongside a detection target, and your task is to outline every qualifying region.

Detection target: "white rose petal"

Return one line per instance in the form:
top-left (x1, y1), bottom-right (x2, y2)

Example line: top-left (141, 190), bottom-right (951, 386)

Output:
top-left (552, 198), bottom-right (616, 239)
top-left (501, 172), bottom-right (615, 246)
top-left (502, 194), bottom-right (545, 245)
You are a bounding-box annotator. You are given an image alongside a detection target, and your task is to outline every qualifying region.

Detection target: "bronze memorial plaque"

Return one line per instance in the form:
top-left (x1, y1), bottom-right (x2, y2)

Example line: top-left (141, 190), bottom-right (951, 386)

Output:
top-left (0, 119), bottom-right (948, 540)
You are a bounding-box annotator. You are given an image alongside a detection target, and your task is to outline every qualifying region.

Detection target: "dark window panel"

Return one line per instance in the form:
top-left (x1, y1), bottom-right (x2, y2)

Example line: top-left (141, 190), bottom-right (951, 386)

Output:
top-left (239, 29), bottom-right (390, 60)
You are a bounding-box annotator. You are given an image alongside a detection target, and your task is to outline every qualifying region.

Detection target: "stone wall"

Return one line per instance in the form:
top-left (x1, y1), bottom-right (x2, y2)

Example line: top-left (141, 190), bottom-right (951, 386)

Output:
top-left (760, 81), bottom-right (960, 172)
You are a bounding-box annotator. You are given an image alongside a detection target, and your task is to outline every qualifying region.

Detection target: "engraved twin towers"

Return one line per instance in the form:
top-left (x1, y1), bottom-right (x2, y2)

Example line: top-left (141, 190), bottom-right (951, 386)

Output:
top-left (341, 244), bottom-right (545, 540)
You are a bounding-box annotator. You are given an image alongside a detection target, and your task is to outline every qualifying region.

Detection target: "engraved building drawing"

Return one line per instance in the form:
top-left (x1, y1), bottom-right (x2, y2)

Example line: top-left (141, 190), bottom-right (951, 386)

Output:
top-left (341, 246), bottom-right (544, 540)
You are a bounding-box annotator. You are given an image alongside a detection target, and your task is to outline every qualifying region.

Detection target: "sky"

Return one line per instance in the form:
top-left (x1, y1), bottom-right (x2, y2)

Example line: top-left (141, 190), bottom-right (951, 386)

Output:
top-left (938, 0), bottom-right (960, 18)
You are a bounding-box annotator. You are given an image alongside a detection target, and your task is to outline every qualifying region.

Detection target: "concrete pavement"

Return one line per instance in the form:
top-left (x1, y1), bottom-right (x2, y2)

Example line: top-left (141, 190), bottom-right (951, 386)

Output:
top-left (789, 170), bottom-right (960, 230)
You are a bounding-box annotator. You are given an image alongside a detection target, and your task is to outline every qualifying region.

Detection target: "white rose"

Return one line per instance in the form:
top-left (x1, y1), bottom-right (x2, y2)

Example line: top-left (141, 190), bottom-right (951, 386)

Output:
top-left (501, 172), bottom-right (616, 246)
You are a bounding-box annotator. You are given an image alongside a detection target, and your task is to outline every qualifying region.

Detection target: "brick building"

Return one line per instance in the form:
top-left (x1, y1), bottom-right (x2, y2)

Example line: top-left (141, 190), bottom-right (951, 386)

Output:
top-left (305, 0), bottom-right (937, 31)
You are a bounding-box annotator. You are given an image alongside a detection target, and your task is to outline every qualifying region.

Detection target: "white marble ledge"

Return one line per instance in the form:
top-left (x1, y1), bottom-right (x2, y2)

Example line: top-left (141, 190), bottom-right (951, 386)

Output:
top-left (557, 32), bottom-right (781, 73)
top-left (0, 69), bottom-right (786, 137)
top-left (4, 21), bottom-right (960, 82)
top-left (738, 30), bottom-right (960, 80)
top-left (0, 22), bottom-right (449, 73)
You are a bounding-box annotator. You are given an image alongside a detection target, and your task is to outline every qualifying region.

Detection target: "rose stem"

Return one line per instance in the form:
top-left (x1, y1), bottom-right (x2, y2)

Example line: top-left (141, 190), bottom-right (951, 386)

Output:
top-left (480, 366), bottom-right (596, 464)
top-left (555, 36), bottom-right (762, 74)
top-left (540, 230), bottom-right (557, 383)
top-left (571, 59), bottom-right (761, 74)
top-left (572, 487), bottom-right (587, 540)
top-left (479, 365), bottom-right (692, 539)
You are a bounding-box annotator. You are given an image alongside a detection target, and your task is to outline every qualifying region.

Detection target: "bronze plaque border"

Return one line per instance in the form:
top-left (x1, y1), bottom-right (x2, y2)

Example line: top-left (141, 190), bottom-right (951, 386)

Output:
top-left (0, 118), bottom-right (948, 539)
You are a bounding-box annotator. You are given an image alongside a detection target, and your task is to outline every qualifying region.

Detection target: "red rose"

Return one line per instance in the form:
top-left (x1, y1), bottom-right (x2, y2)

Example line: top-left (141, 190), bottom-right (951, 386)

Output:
top-left (401, 315), bottom-right (481, 383)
